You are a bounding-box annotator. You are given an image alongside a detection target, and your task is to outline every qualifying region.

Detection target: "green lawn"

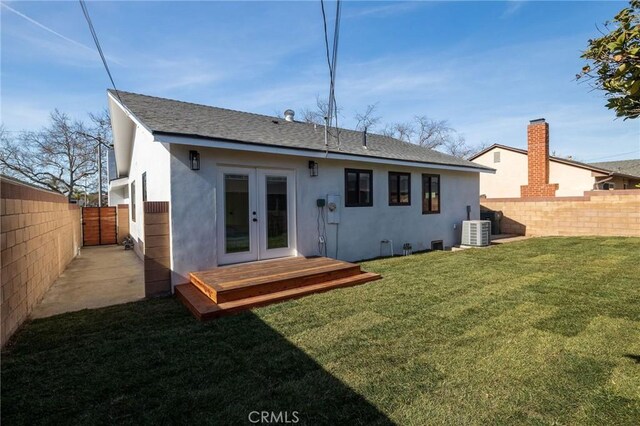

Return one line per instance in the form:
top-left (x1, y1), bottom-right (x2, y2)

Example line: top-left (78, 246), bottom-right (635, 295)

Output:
top-left (2, 237), bottom-right (639, 425)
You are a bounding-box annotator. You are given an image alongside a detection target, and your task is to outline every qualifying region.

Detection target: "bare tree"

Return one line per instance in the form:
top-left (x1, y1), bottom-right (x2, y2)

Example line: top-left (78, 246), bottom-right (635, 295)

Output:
top-left (381, 122), bottom-right (415, 142)
top-left (380, 115), bottom-right (487, 159)
top-left (295, 98), bottom-right (485, 159)
top-left (86, 109), bottom-right (112, 206)
top-left (299, 96), bottom-right (335, 125)
top-left (0, 110), bottom-right (100, 200)
top-left (354, 103), bottom-right (381, 131)
top-left (414, 116), bottom-right (453, 149)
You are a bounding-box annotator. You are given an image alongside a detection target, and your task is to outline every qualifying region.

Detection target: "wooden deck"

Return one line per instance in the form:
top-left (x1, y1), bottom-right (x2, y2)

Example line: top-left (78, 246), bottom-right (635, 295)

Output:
top-left (175, 257), bottom-right (381, 320)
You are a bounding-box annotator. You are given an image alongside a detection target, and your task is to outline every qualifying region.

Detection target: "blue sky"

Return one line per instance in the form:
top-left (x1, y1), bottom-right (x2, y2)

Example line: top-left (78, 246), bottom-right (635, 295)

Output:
top-left (1, 1), bottom-right (639, 162)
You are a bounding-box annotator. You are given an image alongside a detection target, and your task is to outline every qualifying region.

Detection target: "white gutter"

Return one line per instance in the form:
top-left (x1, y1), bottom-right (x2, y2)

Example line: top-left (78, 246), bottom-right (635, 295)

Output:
top-left (154, 133), bottom-right (495, 174)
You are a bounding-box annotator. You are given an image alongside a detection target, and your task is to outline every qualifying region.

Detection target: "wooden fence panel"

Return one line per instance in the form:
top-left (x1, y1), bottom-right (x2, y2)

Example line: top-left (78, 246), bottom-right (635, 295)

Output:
top-left (82, 207), bottom-right (117, 246)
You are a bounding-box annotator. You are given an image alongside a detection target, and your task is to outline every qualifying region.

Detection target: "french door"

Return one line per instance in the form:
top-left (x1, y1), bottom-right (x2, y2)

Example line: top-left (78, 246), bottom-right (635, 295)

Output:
top-left (217, 167), bottom-right (296, 265)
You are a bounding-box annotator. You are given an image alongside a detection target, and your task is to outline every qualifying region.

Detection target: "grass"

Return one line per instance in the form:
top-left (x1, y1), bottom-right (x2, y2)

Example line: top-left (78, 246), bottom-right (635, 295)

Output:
top-left (2, 237), bottom-right (640, 425)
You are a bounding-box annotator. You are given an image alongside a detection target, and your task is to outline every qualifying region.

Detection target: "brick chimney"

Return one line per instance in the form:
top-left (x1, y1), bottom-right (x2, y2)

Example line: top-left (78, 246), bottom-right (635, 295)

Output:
top-left (520, 118), bottom-right (558, 197)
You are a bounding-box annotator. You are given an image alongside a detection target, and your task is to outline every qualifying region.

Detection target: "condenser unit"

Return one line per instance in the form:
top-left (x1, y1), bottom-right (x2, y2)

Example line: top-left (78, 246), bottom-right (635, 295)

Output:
top-left (461, 220), bottom-right (491, 247)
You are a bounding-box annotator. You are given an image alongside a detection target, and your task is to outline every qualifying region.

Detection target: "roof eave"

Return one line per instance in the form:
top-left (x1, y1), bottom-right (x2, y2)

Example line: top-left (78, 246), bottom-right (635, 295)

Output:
top-left (153, 131), bottom-right (495, 174)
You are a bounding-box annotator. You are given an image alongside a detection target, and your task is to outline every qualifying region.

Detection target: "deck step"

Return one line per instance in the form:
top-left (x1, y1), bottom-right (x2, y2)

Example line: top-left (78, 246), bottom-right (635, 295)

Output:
top-left (176, 272), bottom-right (381, 320)
top-left (190, 261), bottom-right (362, 303)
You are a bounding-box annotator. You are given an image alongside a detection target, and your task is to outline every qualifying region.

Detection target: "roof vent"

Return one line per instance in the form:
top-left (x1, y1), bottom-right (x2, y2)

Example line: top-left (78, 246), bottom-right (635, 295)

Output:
top-left (284, 109), bottom-right (295, 122)
top-left (362, 127), bottom-right (368, 149)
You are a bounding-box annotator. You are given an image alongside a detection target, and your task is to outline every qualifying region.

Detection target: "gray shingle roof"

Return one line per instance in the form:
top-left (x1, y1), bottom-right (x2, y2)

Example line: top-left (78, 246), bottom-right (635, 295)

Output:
top-left (109, 90), bottom-right (491, 171)
top-left (589, 159), bottom-right (640, 179)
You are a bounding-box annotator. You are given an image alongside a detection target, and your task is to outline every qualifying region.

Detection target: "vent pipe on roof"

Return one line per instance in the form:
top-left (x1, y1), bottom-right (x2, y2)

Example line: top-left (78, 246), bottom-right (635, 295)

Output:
top-left (284, 109), bottom-right (295, 122)
top-left (362, 127), bottom-right (368, 149)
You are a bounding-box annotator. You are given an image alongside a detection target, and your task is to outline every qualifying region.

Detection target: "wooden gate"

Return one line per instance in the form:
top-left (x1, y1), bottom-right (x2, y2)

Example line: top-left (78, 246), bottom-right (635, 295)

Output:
top-left (82, 207), bottom-right (117, 246)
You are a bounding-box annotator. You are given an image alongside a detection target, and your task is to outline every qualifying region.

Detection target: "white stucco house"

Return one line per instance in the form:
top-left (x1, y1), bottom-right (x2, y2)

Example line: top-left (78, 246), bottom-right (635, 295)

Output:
top-left (470, 119), bottom-right (640, 198)
top-left (107, 90), bottom-right (493, 288)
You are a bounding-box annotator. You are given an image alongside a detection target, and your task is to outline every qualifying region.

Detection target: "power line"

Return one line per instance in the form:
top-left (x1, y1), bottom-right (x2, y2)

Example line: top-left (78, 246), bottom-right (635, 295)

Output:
top-left (78, 0), bottom-right (122, 103)
top-left (320, 0), bottom-right (342, 147)
top-left (331, 0), bottom-right (341, 147)
top-left (586, 150), bottom-right (640, 162)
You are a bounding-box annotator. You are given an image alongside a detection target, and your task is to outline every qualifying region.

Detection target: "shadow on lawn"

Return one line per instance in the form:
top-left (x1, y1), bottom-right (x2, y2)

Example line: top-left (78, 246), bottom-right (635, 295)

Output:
top-left (623, 354), bottom-right (640, 364)
top-left (1, 298), bottom-right (392, 425)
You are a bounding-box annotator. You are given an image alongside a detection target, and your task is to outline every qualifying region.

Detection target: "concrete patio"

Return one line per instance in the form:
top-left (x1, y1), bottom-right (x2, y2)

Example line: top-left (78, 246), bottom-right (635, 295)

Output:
top-left (31, 245), bottom-right (144, 319)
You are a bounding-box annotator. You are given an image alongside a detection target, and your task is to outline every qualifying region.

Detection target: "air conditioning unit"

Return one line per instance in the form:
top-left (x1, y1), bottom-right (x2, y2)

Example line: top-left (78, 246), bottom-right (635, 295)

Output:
top-left (461, 220), bottom-right (491, 247)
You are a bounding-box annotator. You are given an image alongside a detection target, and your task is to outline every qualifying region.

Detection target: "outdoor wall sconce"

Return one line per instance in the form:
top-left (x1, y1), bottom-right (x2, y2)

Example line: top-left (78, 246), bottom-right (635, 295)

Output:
top-left (189, 150), bottom-right (200, 170)
top-left (308, 160), bottom-right (318, 177)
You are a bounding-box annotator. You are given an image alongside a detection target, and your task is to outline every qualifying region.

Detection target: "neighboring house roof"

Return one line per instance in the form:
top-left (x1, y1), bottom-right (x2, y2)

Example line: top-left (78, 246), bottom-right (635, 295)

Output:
top-left (470, 143), bottom-right (640, 179)
top-left (108, 90), bottom-right (493, 172)
top-left (589, 159), bottom-right (640, 178)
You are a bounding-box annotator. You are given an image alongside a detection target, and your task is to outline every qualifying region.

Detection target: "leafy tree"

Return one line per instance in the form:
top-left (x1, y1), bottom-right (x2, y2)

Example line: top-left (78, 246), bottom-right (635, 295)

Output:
top-left (578, 0), bottom-right (640, 119)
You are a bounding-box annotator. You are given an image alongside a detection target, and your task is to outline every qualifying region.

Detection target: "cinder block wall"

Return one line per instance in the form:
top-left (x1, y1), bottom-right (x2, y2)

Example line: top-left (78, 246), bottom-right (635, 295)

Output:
top-left (482, 190), bottom-right (640, 237)
top-left (143, 201), bottom-right (171, 297)
top-left (1, 177), bottom-right (81, 346)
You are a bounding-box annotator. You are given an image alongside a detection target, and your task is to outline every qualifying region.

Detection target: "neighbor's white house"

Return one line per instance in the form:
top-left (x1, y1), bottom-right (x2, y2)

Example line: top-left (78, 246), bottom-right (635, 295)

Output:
top-left (107, 90), bottom-right (494, 287)
top-left (470, 119), bottom-right (640, 198)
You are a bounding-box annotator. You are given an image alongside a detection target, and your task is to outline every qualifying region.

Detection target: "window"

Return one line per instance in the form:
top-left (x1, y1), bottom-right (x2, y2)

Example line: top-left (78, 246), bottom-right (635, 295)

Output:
top-left (142, 172), bottom-right (148, 202)
top-left (422, 174), bottom-right (440, 214)
top-left (493, 151), bottom-right (501, 163)
top-left (603, 182), bottom-right (615, 190)
top-left (131, 181), bottom-right (136, 222)
top-left (345, 169), bottom-right (373, 207)
top-left (388, 172), bottom-right (411, 206)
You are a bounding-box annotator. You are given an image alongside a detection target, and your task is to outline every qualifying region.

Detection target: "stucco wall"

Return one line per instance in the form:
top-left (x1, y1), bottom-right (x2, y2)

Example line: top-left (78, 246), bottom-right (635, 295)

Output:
top-left (1, 177), bottom-right (81, 346)
top-left (474, 148), bottom-right (528, 198)
top-left (126, 126), bottom-right (171, 258)
top-left (473, 147), bottom-right (605, 197)
top-left (549, 161), bottom-right (597, 196)
top-left (169, 145), bottom-right (481, 285)
top-left (108, 185), bottom-right (128, 206)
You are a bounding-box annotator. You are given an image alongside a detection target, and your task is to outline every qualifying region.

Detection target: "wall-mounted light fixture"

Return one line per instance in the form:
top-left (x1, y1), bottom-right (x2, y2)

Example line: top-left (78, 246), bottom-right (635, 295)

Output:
top-left (189, 150), bottom-right (200, 170)
top-left (308, 160), bottom-right (318, 177)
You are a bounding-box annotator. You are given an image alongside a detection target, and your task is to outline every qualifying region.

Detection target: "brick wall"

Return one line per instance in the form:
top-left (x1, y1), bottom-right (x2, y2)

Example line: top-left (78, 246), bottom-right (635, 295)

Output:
top-left (520, 119), bottom-right (559, 197)
top-left (1, 177), bottom-right (81, 346)
top-left (117, 204), bottom-right (129, 244)
top-left (143, 201), bottom-right (171, 297)
top-left (481, 190), bottom-right (640, 237)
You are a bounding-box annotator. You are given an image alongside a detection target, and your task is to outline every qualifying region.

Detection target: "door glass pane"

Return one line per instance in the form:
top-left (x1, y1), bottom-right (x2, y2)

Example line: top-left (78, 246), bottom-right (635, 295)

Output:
top-left (266, 176), bottom-right (288, 249)
top-left (224, 174), bottom-right (250, 253)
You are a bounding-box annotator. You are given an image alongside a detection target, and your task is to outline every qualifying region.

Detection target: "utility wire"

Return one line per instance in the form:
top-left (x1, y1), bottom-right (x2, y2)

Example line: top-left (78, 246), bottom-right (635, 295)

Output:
top-left (331, 0), bottom-right (341, 147)
top-left (585, 150), bottom-right (640, 162)
top-left (79, 0), bottom-right (122, 103)
top-left (320, 0), bottom-right (342, 147)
